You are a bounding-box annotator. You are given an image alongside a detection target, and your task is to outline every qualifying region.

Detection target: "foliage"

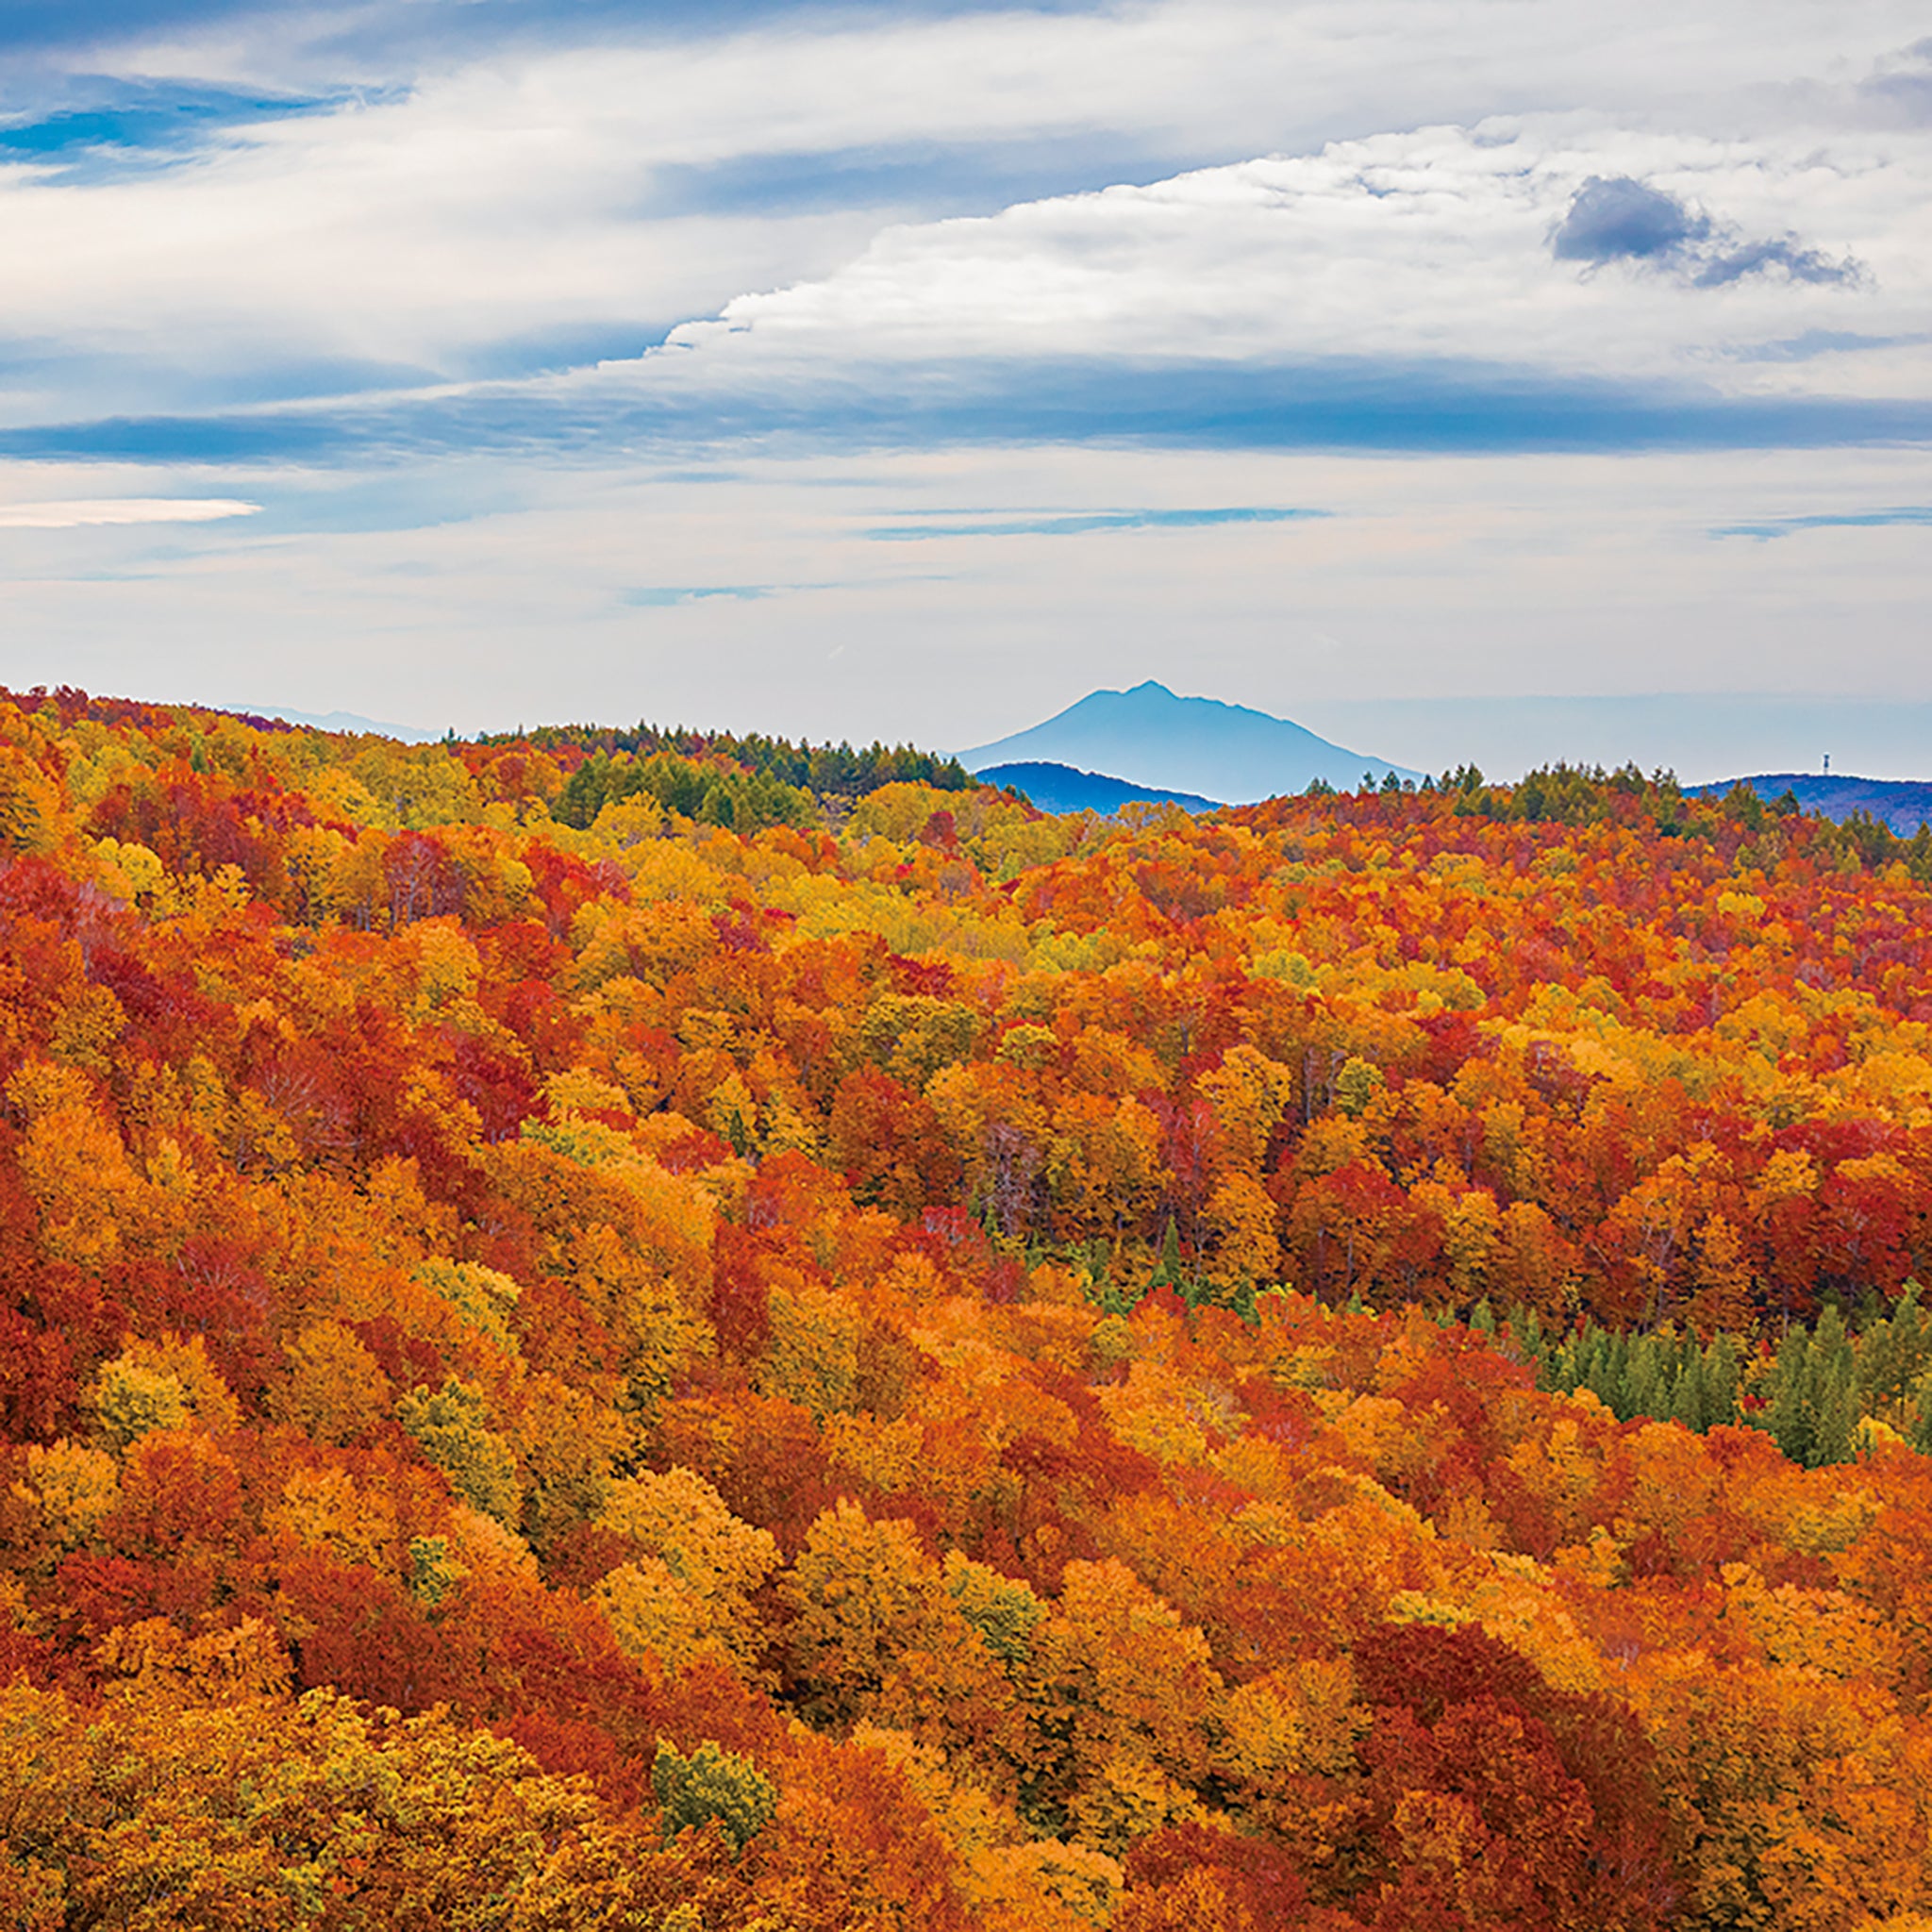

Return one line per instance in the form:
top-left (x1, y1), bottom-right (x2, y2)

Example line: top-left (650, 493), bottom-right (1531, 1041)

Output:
top-left (10, 684), bottom-right (1932, 1926)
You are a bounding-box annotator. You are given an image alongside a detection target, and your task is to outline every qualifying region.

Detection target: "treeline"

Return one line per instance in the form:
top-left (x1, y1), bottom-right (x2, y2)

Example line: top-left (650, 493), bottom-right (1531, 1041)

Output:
top-left (509, 721), bottom-right (974, 803)
top-left (1331, 758), bottom-right (1932, 879)
top-left (551, 748), bottom-right (824, 833)
top-left (1466, 1290), bottom-right (1932, 1471)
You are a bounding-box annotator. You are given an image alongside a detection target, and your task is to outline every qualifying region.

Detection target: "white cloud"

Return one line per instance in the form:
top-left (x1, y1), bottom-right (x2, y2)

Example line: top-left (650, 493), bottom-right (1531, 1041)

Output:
top-left (650, 119), bottom-right (1927, 395)
top-left (0, 496), bottom-right (258, 526)
top-left (0, 0), bottom-right (1924, 408)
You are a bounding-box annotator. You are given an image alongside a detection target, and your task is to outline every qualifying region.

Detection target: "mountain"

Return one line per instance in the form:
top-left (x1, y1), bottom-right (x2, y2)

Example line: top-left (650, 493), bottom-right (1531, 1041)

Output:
top-left (959, 680), bottom-right (1419, 804)
top-left (1691, 773), bottom-right (1932, 837)
top-left (240, 704), bottom-right (442, 742)
top-left (976, 759), bottom-right (1223, 816)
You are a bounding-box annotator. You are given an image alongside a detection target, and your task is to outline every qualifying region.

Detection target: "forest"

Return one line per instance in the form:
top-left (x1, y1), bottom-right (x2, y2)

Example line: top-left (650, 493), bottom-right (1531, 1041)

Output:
top-left (8, 684), bottom-right (1932, 1928)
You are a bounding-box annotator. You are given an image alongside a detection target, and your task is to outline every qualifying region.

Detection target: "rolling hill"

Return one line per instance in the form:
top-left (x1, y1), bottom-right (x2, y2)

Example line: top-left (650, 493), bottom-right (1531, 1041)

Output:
top-left (1693, 772), bottom-right (1932, 837)
top-left (974, 759), bottom-right (1223, 815)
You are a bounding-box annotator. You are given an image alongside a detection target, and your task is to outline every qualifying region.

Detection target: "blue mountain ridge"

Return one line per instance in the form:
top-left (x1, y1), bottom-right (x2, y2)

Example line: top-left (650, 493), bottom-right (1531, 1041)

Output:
top-left (958, 680), bottom-right (1419, 805)
top-left (242, 704), bottom-right (441, 742)
top-left (1690, 773), bottom-right (1932, 837)
top-left (976, 760), bottom-right (1223, 816)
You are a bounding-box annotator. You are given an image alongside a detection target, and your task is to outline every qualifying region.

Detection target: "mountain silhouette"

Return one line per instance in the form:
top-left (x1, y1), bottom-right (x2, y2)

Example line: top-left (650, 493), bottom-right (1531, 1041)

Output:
top-left (975, 759), bottom-right (1223, 815)
top-left (959, 680), bottom-right (1418, 804)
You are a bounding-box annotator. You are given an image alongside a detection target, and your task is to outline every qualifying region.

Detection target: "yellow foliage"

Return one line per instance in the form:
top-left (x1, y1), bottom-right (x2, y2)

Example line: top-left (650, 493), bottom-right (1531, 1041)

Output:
top-left (597, 1555), bottom-right (719, 1672)
top-left (10, 1061), bottom-right (151, 1267)
top-left (1203, 1170), bottom-right (1283, 1289)
top-left (1068, 1749), bottom-right (1196, 1851)
top-left (94, 1334), bottom-right (241, 1449)
top-left (600, 1468), bottom-right (778, 1605)
top-left (418, 1257), bottom-right (524, 1357)
top-left (265, 1465), bottom-right (399, 1574)
top-left (1221, 1657), bottom-right (1368, 1783)
top-left (541, 1066), bottom-right (634, 1122)
top-left (397, 1377), bottom-right (524, 1527)
top-left (594, 1468), bottom-right (776, 1672)
top-left (278, 1320), bottom-right (393, 1444)
top-left (15, 1441), bottom-right (120, 1547)
top-left (970, 1838), bottom-right (1124, 1927)
top-left (824, 1409), bottom-right (926, 1493)
top-left (758, 1280), bottom-right (860, 1418)
top-left (1196, 1043), bottom-right (1296, 1175)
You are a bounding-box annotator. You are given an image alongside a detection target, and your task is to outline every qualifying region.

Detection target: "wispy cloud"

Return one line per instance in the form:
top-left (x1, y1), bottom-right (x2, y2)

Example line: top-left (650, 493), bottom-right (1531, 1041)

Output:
top-left (622, 584), bottom-right (774, 605)
top-left (0, 496), bottom-right (258, 526)
top-left (1712, 506), bottom-right (1932, 540)
top-left (0, 83), bottom-right (345, 173)
top-left (865, 507), bottom-right (1328, 540)
top-left (8, 358), bottom-right (1932, 469)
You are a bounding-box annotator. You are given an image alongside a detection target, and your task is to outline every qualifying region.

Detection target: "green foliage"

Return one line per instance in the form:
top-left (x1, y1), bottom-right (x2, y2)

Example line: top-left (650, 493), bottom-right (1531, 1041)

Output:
top-left (1750, 1308), bottom-right (1861, 1469)
top-left (396, 1378), bottom-right (523, 1526)
top-left (651, 1740), bottom-right (776, 1855)
top-left (1332, 1057), bottom-right (1384, 1119)
top-left (555, 748), bottom-right (818, 833)
top-left (417, 1258), bottom-right (523, 1356)
top-left (546, 723), bottom-right (974, 831)
top-left (407, 1534), bottom-right (464, 1607)
top-left (1528, 1323), bottom-right (1740, 1435)
top-left (94, 1360), bottom-right (191, 1450)
top-left (1521, 1294), bottom-right (1932, 1469)
top-left (943, 1550), bottom-right (1045, 1666)
top-left (1857, 1280), bottom-right (1932, 1424)
top-left (0, 765), bottom-right (41, 853)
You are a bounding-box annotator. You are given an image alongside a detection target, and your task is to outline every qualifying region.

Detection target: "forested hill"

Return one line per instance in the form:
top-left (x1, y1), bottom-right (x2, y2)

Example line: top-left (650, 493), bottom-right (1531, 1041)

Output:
top-left (1694, 771), bottom-right (1932, 836)
top-left (520, 720), bottom-right (974, 824)
top-left (974, 760), bottom-right (1223, 815)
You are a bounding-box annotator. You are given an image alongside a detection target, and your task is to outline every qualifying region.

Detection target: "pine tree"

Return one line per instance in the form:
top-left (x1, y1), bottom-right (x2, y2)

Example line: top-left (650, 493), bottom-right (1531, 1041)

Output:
top-left (1623, 1334), bottom-right (1667, 1424)
top-left (1669, 1359), bottom-right (1705, 1432)
top-left (1701, 1332), bottom-right (1740, 1429)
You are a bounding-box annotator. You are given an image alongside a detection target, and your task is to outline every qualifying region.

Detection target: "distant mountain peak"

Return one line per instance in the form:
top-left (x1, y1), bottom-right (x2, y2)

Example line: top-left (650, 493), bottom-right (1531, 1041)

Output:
top-left (959, 681), bottom-right (1416, 805)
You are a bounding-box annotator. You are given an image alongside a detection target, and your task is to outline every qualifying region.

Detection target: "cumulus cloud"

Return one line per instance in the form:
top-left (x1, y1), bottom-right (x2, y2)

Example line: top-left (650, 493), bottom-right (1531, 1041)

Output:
top-left (1550, 173), bottom-right (1859, 287)
top-left (0, 0), bottom-right (1920, 426)
top-left (641, 122), bottom-right (1911, 403)
top-left (1551, 175), bottom-right (1709, 262)
top-left (0, 0), bottom-right (1924, 755)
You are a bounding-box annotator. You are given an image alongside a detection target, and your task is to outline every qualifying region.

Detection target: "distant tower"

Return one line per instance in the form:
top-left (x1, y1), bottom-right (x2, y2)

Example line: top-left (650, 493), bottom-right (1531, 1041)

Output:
top-left (1824, 754), bottom-right (1831, 775)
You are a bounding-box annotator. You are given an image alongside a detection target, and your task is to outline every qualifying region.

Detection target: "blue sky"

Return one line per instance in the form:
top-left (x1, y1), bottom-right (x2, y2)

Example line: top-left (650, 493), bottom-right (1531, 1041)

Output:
top-left (0, 1), bottom-right (1927, 776)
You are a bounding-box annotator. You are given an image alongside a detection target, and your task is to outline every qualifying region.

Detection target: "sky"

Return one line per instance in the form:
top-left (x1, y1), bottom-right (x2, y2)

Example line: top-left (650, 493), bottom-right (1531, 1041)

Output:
top-left (0, 0), bottom-right (1926, 779)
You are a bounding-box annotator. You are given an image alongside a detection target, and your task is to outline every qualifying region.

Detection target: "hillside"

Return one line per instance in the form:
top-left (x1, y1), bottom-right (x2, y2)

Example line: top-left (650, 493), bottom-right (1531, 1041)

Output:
top-left (959, 680), bottom-right (1418, 803)
top-left (1695, 770), bottom-right (1932, 836)
top-left (975, 759), bottom-right (1223, 815)
top-left (12, 690), bottom-right (1932, 1926)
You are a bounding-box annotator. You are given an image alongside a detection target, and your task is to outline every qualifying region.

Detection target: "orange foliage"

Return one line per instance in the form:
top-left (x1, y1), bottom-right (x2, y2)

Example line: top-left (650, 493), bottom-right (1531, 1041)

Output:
top-left (8, 689), bottom-right (1932, 1925)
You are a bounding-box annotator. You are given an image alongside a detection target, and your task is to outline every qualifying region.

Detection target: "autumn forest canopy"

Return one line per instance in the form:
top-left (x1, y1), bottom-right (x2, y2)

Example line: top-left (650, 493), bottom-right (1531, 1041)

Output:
top-left (11, 684), bottom-right (1932, 1929)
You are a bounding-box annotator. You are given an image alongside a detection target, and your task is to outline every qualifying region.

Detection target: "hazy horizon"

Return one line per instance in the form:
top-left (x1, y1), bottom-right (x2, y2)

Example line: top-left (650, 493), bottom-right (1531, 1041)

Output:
top-left (220, 680), bottom-right (1930, 791)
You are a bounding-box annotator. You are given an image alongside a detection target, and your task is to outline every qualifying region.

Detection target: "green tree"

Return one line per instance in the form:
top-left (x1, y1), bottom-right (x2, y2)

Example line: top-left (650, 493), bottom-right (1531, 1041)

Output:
top-left (652, 1740), bottom-right (775, 1855)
